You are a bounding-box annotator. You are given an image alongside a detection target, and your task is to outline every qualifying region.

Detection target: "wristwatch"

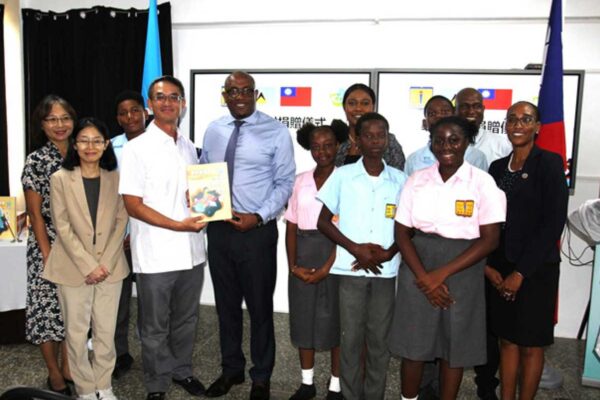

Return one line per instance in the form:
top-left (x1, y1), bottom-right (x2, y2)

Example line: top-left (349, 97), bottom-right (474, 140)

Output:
top-left (254, 213), bottom-right (264, 227)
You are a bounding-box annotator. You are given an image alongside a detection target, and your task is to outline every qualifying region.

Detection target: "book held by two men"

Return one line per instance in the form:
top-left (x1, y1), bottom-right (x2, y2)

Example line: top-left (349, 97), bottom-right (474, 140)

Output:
top-left (187, 162), bottom-right (232, 222)
top-left (0, 197), bottom-right (17, 241)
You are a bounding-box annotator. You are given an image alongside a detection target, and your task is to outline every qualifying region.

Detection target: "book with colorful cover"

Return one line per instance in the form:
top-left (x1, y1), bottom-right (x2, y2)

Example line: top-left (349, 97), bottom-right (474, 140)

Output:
top-left (0, 196), bottom-right (17, 241)
top-left (187, 162), bottom-right (232, 222)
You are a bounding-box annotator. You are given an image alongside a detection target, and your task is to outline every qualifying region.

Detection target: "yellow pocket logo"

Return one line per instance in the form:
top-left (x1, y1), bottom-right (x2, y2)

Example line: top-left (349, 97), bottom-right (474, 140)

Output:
top-left (455, 200), bottom-right (474, 217)
top-left (385, 203), bottom-right (397, 219)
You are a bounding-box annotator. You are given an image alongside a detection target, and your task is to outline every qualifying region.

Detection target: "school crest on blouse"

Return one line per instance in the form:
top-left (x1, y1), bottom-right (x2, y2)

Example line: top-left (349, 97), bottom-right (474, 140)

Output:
top-left (455, 200), bottom-right (474, 217)
top-left (385, 203), bottom-right (397, 219)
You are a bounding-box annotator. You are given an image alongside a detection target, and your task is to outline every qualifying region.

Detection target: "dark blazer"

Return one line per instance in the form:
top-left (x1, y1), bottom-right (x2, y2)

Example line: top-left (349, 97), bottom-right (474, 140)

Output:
top-left (488, 145), bottom-right (568, 278)
top-left (43, 167), bottom-right (129, 286)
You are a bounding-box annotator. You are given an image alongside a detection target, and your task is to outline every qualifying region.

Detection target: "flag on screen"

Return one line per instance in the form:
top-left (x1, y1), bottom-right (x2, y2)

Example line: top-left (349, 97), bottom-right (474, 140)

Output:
top-left (280, 87), bottom-right (312, 107)
top-left (478, 89), bottom-right (513, 110)
top-left (141, 0), bottom-right (162, 104)
top-left (537, 0), bottom-right (567, 167)
top-left (409, 87), bottom-right (433, 108)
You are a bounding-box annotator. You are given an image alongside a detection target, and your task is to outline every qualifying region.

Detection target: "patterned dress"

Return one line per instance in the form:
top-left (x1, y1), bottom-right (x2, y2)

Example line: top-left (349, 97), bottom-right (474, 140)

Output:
top-left (21, 142), bottom-right (65, 344)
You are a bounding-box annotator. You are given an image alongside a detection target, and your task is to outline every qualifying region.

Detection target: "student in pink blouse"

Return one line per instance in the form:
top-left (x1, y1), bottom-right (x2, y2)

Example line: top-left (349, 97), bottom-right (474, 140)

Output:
top-left (390, 116), bottom-right (506, 400)
top-left (285, 123), bottom-right (346, 400)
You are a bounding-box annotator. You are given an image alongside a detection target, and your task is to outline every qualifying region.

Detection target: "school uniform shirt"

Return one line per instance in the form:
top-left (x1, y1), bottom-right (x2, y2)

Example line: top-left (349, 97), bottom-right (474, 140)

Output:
top-left (118, 121), bottom-right (206, 274)
top-left (395, 161), bottom-right (506, 239)
top-left (284, 169), bottom-right (331, 229)
top-left (317, 159), bottom-right (407, 278)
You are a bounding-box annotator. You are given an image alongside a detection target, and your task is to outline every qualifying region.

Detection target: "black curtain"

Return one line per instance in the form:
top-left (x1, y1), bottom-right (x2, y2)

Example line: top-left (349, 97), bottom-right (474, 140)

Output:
top-left (0, 5), bottom-right (9, 195)
top-left (22, 2), bottom-right (173, 152)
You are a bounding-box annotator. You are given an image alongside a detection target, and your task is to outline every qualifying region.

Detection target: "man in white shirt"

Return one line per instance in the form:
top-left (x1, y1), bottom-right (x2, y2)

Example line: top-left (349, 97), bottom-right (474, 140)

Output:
top-left (455, 87), bottom-right (512, 166)
top-left (119, 76), bottom-right (206, 400)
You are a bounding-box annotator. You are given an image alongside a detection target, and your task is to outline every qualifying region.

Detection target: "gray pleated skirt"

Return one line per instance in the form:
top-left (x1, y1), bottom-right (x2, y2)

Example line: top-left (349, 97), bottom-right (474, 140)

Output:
top-left (288, 229), bottom-right (340, 350)
top-left (388, 230), bottom-right (486, 368)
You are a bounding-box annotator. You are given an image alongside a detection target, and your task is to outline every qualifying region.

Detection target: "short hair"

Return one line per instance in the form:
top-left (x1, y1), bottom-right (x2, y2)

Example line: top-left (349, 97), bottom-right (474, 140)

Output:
top-left (224, 71), bottom-right (256, 89)
top-left (342, 83), bottom-right (376, 106)
top-left (30, 95), bottom-right (77, 150)
top-left (296, 123), bottom-right (346, 150)
top-left (423, 95), bottom-right (454, 116)
top-left (355, 112), bottom-right (389, 137)
top-left (507, 101), bottom-right (540, 121)
top-left (148, 75), bottom-right (185, 100)
top-left (429, 116), bottom-right (478, 144)
top-left (62, 117), bottom-right (118, 171)
top-left (114, 90), bottom-right (145, 114)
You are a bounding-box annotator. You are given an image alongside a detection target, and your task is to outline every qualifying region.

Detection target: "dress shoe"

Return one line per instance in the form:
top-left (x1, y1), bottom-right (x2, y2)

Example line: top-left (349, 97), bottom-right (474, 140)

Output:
top-left (289, 383), bottom-right (315, 400)
top-left (46, 376), bottom-right (72, 396)
top-left (325, 390), bottom-right (344, 400)
top-left (146, 392), bottom-right (165, 400)
top-left (172, 376), bottom-right (205, 396)
top-left (112, 353), bottom-right (134, 379)
top-left (250, 381), bottom-right (270, 400)
top-left (205, 374), bottom-right (245, 397)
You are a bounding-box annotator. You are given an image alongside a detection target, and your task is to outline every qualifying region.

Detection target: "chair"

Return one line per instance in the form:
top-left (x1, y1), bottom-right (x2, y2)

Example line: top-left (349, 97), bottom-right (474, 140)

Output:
top-left (0, 387), bottom-right (73, 400)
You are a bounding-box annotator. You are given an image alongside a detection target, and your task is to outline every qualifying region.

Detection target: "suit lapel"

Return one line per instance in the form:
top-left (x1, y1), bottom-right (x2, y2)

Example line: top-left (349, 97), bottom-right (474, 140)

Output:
top-left (96, 169), bottom-right (111, 230)
top-left (70, 167), bottom-right (94, 231)
top-left (509, 145), bottom-right (541, 197)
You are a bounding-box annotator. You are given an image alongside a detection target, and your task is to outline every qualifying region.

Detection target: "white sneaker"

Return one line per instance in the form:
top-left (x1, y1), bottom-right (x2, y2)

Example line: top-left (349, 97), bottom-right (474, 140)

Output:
top-left (78, 393), bottom-right (97, 400)
top-left (97, 388), bottom-right (118, 400)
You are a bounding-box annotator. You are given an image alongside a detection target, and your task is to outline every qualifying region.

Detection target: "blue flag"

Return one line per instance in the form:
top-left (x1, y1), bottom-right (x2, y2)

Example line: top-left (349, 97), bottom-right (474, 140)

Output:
top-left (141, 0), bottom-right (162, 104)
top-left (537, 0), bottom-right (567, 166)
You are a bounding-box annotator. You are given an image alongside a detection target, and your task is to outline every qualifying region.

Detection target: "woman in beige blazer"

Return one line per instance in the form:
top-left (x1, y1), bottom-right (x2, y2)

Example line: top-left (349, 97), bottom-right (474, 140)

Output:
top-left (44, 117), bottom-right (128, 400)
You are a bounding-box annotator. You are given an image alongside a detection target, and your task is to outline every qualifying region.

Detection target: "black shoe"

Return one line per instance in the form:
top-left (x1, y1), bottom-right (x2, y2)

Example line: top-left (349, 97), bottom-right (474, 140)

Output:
top-left (418, 382), bottom-right (440, 400)
top-left (205, 373), bottom-right (245, 397)
top-left (146, 392), bottom-right (165, 400)
top-left (250, 381), bottom-right (270, 400)
top-left (289, 383), bottom-right (315, 400)
top-left (112, 353), bottom-right (134, 379)
top-left (172, 376), bottom-right (206, 396)
top-left (46, 377), bottom-right (72, 396)
top-left (325, 391), bottom-right (343, 400)
top-left (477, 391), bottom-right (499, 400)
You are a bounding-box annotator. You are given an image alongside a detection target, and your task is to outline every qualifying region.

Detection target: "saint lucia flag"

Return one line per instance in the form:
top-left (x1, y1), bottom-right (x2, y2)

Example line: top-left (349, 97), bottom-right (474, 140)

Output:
top-left (141, 0), bottom-right (162, 104)
top-left (537, 0), bottom-right (567, 169)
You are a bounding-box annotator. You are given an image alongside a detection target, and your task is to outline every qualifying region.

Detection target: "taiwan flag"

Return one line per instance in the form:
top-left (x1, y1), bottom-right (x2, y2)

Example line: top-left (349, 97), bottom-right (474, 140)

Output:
top-left (478, 89), bottom-right (512, 110)
top-left (537, 0), bottom-right (567, 169)
top-left (280, 87), bottom-right (312, 107)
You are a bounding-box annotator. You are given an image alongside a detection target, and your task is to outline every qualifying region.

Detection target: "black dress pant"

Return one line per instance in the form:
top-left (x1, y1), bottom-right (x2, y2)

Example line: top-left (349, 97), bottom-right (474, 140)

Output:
top-left (207, 220), bottom-right (278, 382)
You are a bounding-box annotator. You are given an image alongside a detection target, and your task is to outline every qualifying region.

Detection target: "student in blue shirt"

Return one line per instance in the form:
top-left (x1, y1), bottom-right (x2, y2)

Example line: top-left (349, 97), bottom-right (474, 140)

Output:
top-left (317, 112), bottom-right (407, 400)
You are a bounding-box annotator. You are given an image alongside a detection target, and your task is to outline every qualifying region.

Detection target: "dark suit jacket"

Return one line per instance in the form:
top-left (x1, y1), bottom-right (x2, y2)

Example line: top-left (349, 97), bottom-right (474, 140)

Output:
top-left (488, 145), bottom-right (568, 278)
top-left (43, 167), bottom-right (129, 286)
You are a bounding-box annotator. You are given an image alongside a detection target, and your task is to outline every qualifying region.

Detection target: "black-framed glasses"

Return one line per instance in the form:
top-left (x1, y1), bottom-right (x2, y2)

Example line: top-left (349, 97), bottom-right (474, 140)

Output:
top-left (506, 115), bottom-right (536, 126)
top-left (225, 87), bottom-right (255, 98)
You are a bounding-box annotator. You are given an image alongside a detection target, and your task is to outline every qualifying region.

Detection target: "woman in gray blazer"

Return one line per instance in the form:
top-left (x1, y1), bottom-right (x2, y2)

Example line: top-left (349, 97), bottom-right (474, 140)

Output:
top-left (44, 118), bottom-right (129, 400)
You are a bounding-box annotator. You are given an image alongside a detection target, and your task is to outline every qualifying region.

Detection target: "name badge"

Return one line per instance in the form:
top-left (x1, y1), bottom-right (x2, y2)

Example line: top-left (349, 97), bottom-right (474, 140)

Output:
top-left (385, 203), bottom-right (397, 219)
top-left (455, 200), bottom-right (474, 217)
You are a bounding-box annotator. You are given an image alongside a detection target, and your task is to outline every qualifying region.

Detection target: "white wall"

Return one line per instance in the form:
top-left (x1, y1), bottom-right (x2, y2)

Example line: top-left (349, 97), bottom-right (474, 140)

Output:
top-left (14, 0), bottom-right (600, 338)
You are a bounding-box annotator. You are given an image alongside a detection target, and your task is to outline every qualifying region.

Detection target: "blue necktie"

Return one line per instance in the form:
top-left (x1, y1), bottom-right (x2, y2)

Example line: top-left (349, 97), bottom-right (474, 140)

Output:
top-left (224, 120), bottom-right (244, 187)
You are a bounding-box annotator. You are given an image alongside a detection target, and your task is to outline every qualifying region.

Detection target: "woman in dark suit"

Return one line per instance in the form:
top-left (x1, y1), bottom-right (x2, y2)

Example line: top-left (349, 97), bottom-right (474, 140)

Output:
top-left (486, 101), bottom-right (568, 400)
top-left (43, 118), bottom-right (129, 400)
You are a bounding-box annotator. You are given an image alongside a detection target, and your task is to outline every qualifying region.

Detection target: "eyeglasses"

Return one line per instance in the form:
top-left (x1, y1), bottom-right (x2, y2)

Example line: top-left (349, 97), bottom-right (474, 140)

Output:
top-left (506, 116), bottom-right (536, 126)
top-left (153, 93), bottom-right (183, 103)
top-left (225, 87), bottom-right (255, 98)
top-left (44, 115), bottom-right (73, 126)
top-left (76, 139), bottom-right (106, 148)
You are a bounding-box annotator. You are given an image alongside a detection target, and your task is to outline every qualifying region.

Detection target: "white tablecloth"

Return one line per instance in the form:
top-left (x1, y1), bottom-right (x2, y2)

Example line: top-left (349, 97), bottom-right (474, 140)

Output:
top-left (0, 240), bottom-right (27, 312)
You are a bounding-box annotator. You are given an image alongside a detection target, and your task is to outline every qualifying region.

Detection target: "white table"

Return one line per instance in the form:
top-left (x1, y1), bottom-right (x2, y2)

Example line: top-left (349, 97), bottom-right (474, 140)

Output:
top-left (0, 240), bottom-right (27, 312)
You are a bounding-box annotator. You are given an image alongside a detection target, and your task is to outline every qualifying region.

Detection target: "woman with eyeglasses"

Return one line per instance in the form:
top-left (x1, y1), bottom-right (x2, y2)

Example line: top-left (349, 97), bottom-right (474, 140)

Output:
top-left (43, 117), bottom-right (129, 400)
top-left (21, 95), bottom-right (77, 395)
top-left (486, 101), bottom-right (568, 400)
